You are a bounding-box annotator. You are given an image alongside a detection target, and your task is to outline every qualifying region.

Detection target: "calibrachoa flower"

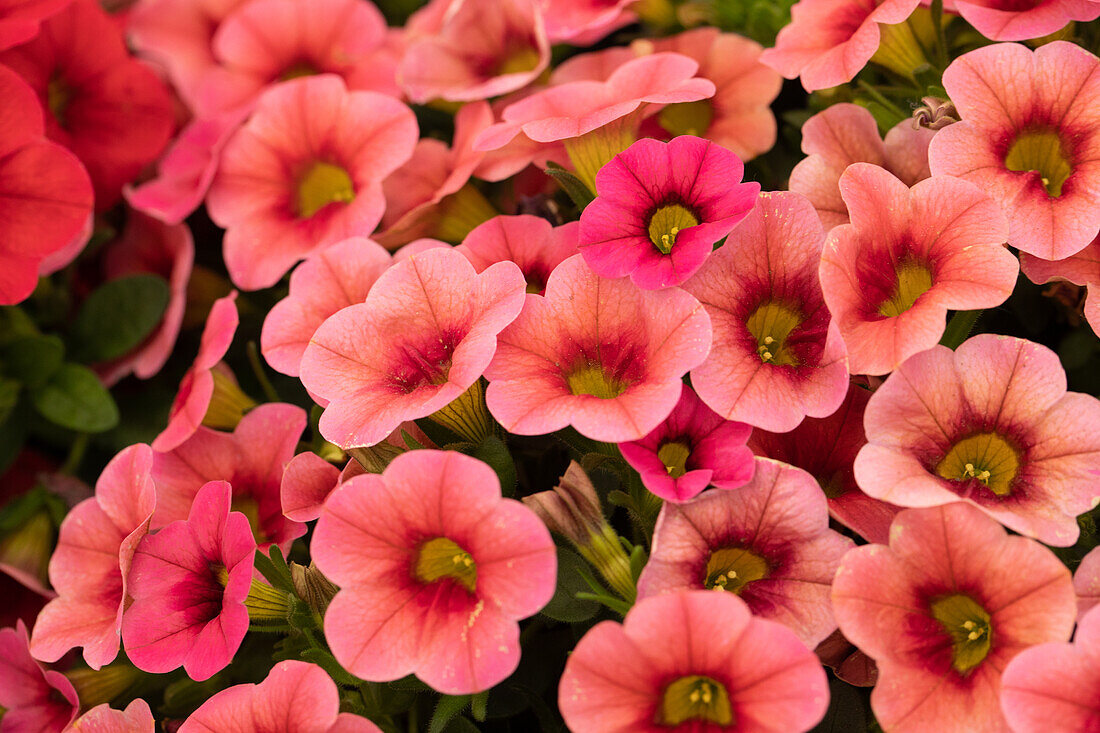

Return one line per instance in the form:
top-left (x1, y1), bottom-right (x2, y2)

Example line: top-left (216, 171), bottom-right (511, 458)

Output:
top-left (122, 480), bottom-right (256, 682)
top-left (0, 621), bottom-right (79, 732)
top-left (68, 700), bottom-right (156, 732)
top-left (619, 383), bottom-right (754, 503)
top-left (0, 0), bottom-right (69, 50)
top-left (178, 661), bottom-right (381, 733)
top-left (301, 246), bottom-right (526, 448)
top-left (1020, 233), bottom-right (1100, 336)
top-left (312, 450), bottom-right (556, 694)
top-left (637, 458), bottom-right (854, 647)
top-left (832, 503), bottom-right (1077, 733)
top-left (951, 0), bottom-right (1100, 42)
top-left (30, 444), bottom-right (156, 669)
top-left (788, 103), bottom-right (934, 230)
top-left (540, 0), bottom-right (635, 43)
top-left (819, 163), bottom-right (1017, 375)
top-left (855, 334), bottom-right (1100, 546)
top-left (456, 214), bottom-right (580, 295)
top-left (685, 190), bottom-right (849, 431)
top-left (578, 135), bottom-right (759, 289)
top-left (206, 75), bottom-right (418, 290)
top-left (1075, 546), bottom-right (1100, 620)
top-left (485, 254), bottom-right (712, 442)
top-left (928, 42), bottom-right (1100, 260)
top-left (558, 590), bottom-right (829, 732)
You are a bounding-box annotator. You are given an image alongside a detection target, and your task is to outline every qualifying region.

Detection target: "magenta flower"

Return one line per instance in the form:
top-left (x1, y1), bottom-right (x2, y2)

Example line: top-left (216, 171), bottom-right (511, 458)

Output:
top-left (206, 75), bottom-right (418, 290)
top-left (0, 621), bottom-right (78, 732)
top-left (301, 246), bottom-right (526, 449)
top-left (929, 42), bottom-right (1100, 260)
top-left (578, 135), bottom-right (759, 289)
top-left (122, 480), bottom-right (256, 681)
top-left (788, 103), bottom-right (934, 230)
top-left (312, 450), bottom-right (556, 694)
top-left (684, 190), bottom-right (849, 431)
top-left (67, 700), bottom-right (155, 733)
top-left (832, 503), bottom-right (1077, 733)
top-left (855, 334), bottom-right (1100, 546)
top-left (30, 444), bottom-right (156, 669)
top-left (952, 0), bottom-right (1099, 42)
top-left (485, 254), bottom-right (711, 442)
top-left (457, 215), bottom-right (579, 295)
top-left (559, 590), bottom-right (829, 733)
top-left (1020, 233), bottom-right (1100, 337)
top-left (619, 383), bottom-right (754, 503)
top-left (178, 661), bottom-right (381, 733)
top-left (1077, 547), bottom-right (1100, 620)
top-left (638, 458), bottom-right (854, 647)
top-left (819, 163), bottom-right (1017, 375)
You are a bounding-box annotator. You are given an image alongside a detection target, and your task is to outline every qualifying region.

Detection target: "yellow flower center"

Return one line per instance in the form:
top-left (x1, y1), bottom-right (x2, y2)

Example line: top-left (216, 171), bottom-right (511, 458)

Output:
top-left (1005, 130), bottom-right (1071, 198)
top-left (657, 441), bottom-right (692, 478)
top-left (934, 432), bottom-right (1020, 496)
top-left (47, 76), bottom-right (73, 128)
top-left (295, 161), bottom-right (355, 219)
top-left (929, 593), bottom-right (992, 675)
top-left (648, 204), bottom-right (699, 255)
top-left (230, 496), bottom-right (267, 545)
top-left (415, 537), bottom-right (477, 593)
top-left (657, 675), bottom-right (733, 726)
top-left (566, 363), bottom-right (628, 399)
top-left (878, 260), bottom-right (933, 318)
top-left (657, 100), bottom-right (714, 138)
top-left (280, 61), bottom-right (318, 81)
top-left (745, 301), bottom-right (802, 366)
top-left (496, 46), bottom-right (542, 76)
top-left (704, 547), bottom-right (769, 593)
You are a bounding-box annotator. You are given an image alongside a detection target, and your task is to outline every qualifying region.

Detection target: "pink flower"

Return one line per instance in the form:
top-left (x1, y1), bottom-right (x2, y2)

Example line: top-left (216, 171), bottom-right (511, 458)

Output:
top-left (0, 0), bottom-right (69, 50)
top-left (1075, 546), bottom-right (1100, 620)
top-left (832, 503), bottom-right (1077, 733)
top-left (619, 383), bottom-right (754, 503)
top-left (67, 700), bottom-right (155, 733)
top-left (928, 42), bottom-right (1100, 260)
top-left (578, 135), bottom-right (759, 289)
top-left (122, 480), bottom-right (256, 681)
top-left (854, 334), bottom-right (1100, 546)
top-left (953, 0), bottom-right (1099, 41)
top-left (261, 237), bottom-right (391, 378)
top-left (759, 0), bottom-right (920, 91)
top-left (819, 163), bottom-right (1017, 375)
top-left (30, 444), bottom-right (156, 669)
top-left (684, 190), bottom-right (849, 431)
top-left (788, 103), bottom-right (934, 230)
top-left (206, 75), bottom-right (418, 290)
top-left (485, 254), bottom-right (711, 442)
top-left (1020, 233), bottom-right (1100, 336)
top-left (559, 590), bottom-right (829, 733)
top-left (540, 0), bottom-right (635, 44)
top-left (0, 621), bottom-right (78, 733)
top-left (302, 247), bottom-right (525, 449)
top-left (638, 458), bottom-right (854, 647)
top-left (456, 214), bottom-right (579, 294)
top-left (312, 450), bottom-right (556, 694)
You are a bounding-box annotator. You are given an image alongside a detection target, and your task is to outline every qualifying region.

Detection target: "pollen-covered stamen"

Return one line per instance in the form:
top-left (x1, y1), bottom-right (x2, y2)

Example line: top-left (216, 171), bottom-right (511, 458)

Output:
top-left (929, 593), bottom-right (993, 674)
top-left (657, 441), bottom-right (692, 478)
top-left (566, 363), bottom-right (629, 399)
top-left (415, 537), bottom-right (478, 593)
top-left (935, 431), bottom-right (1021, 496)
top-left (1005, 129), bottom-right (1072, 198)
top-left (648, 204), bottom-right (699, 255)
top-left (657, 675), bottom-right (733, 726)
top-left (878, 259), bottom-right (933, 317)
top-left (295, 161), bottom-right (356, 219)
top-left (745, 301), bottom-right (802, 366)
top-left (704, 546), bottom-right (769, 593)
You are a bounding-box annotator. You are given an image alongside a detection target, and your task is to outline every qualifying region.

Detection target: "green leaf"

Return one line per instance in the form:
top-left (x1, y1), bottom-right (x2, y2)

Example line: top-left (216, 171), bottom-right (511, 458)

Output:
top-left (545, 162), bottom-right (595, 211)
top-left (540, 548), bottom-right (600, 623)
top-left (30, 363), bottom-right (119, 432)
top-left (430, 695), bottom-right (471, 733)
top-left (0, 378), bottom-right (21, 424)
top-left (0, 334), bottom-right (64, 388)
top-left (300, 647), bottom-right (364, 687)
top-left (0, 307), bottom-right (38, 347)
top-left (69, 275), bottom-right (171, 362)
top-left (0, 400), bottom-right (27, 474)
top-left (471, 435), bottom-right (516, 496)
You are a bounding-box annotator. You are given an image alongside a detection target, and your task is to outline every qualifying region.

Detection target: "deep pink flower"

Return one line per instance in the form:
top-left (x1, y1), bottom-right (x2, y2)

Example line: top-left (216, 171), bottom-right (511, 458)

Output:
top-left (122, 480), bottom-right (256, 681)
top-left (540, 0), bottom-right (635, 43)
top-left (928, 42), bottom-right (1100, 260)
top-left (456, 214), bottom-right (579, 295)
top-left (819, 163), bottom-right (1017, 375)
top-left (301, 247), bottom-right (525, 449)
top-left (788, 103), bottom-right (934, 230)
top-left (559, 590), bottom-right (829, 732)
top-left (832, 503), bottom-right (1077, 733)
top-left (1020, 232), bottom-right (1100, 336)
top-left (0, 621), bottom-right (78, 733)
top-left (685, 190), bottom-right (849, 431)
top-left (1075, 546), bottom-right (1100, 620)
top-left (953, 0), bottom-right (1099, 41)
top-left (0, 0), bottom-right (69, 50)
top-left (619, 383), bottom-right (754, 503)
top-left (855, 334), bottom-right (1100, 546)
top-left (578, 135), bottom-right (759, 289)
top-left (313, 450), bottom-right (556, 694)
top-left (206, 75), bottom-right (418, 290)
top-left (638, 459), bottom-right (854, 647)
top-left (66, 700), bottom-right (155, 733)
top-left (485, 254), bottom-right (711, 442)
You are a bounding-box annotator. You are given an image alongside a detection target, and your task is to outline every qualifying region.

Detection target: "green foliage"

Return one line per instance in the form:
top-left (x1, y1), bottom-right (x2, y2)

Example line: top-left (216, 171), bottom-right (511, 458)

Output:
top-left (30, 363), bottom-right (118, 432)
top-left (69, 275), bottom-right (170, 363)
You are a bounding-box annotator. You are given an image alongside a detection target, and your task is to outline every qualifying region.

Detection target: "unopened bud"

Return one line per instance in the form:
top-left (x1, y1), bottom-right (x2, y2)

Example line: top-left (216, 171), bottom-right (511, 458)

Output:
top-left (291, 561), bottom-right (339, 615)
top-left (912, 96), bottom-right (958, 130)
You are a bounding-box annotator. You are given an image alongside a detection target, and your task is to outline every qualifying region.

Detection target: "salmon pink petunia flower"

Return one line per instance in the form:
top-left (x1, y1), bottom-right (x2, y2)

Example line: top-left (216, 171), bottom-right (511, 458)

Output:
top-left (206, 75), bottom-right (418, 290)
top-left (1076, 546), bottom-right (1100, 620)
top-left (855, 334), bottom-right (1100, 546)
top-left (832, 503), bottom-right (1077, 733)
top-left (312, 450), bottom-right (556, 694)
top-left (485, 254), bottom-right (711, 442)
top-left (0, 0), bottom-right (69, 50)
top-left (928, 42), bottom-right (1100, 260)
top-left (637, 458), bottom-right (854, 647)
top-left (788, 103), bottom-right (934, 230)
top-left (301, 246), bottom-right (526, 449)
top-left (619, 383), bottom-right (754, 503)
top-left (122, 480), bottom-right (256, 681)
top-left (67, 699), bottom-right (155, 733)
top-left (685, 190), bottom-right (849, 431)
top-left (578, 135), bottom-right (759, 290)
top-left (819, 163), bottom-right (1017, 375)
top-left (456, 214), bottom-right (579, 294)
top-left (1020, 233), bottom-right (1100, 337)
top-left (952, 0), bottom-right (1099, 41)
top-left (559, 590), bottom-right (829, 733)
top-left (540, 0), bottom-right (635, 44)
top-left (0, 621), bottom-right (79, 732)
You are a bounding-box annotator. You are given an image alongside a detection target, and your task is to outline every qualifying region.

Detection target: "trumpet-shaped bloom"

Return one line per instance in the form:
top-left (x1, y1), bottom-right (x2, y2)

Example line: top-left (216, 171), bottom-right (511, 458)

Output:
top-left (0, 0), bottom-right (69, 50)
top-left (559, 590), bottom-right (829, 733)
top-left (952, 0), bottom-right (1100, 42)
top-left (456, 214), bottom-right (579, 294)
top-left (578, 135), bottom-right (759, 289)
top-left (788, 103), bottom-right (934, 230)
top-left (619, 383), bottom-right (754, 503)
top-left (819, 163), bottom-right (1017, 375)
top-left (1020, 233), bottom-right (1100, 337)
top-left (312, 450), bottom-right (556, 694)
top-left (122, 480), bottom-right (256, 682)
top-left (1074, 546), bottom-right (1100, 620)
top-left (856, 334), bottom-right (1100, 546)
top-left (540, 0), bottom-right (635, 43)
top-left (929, 42), bottom-right (1100, 260)
top-left (485, 254), bottom-right (712, 442)
top-left (67, 699), bottom-right (155, 733)
top-left (206, 75), bottom-right (418, 290)
top-left (0, 621), bottom-right (78, 733)
top-left (832, 503), bottom-right (1076, 733)
top-left (638, 459), bottom-right (854, 647)
top-left (685, 190), bottom-right (849, 431)
top-left (301, 247), bottom-right (526, 449)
